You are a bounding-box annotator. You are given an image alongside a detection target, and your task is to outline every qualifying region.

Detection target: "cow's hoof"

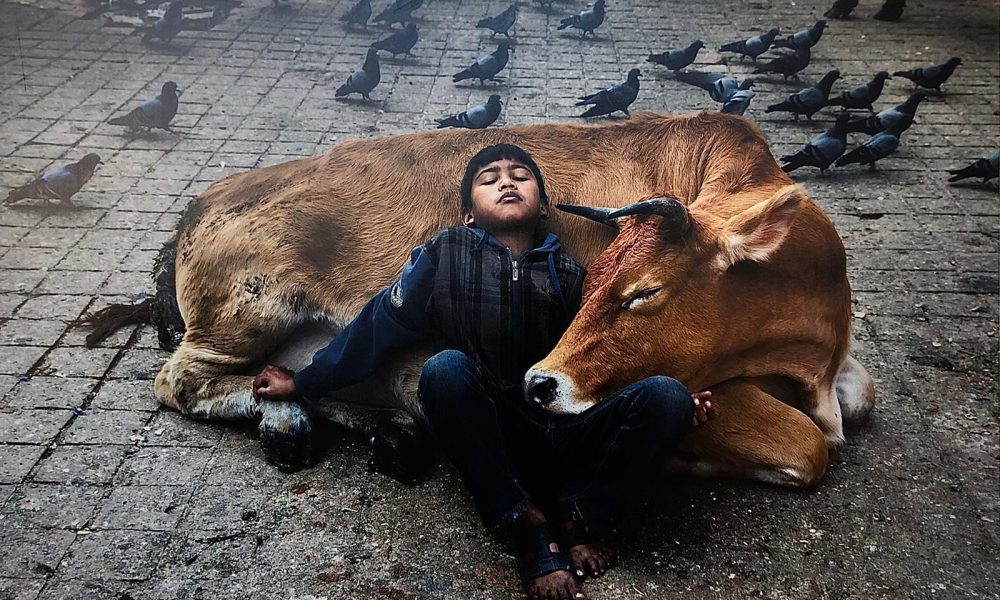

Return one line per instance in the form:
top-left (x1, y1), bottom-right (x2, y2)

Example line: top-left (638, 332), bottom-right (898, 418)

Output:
top-left (369, 426), bottom-right (431, 486)
top-left (258, 402), bottom-right (314, 472)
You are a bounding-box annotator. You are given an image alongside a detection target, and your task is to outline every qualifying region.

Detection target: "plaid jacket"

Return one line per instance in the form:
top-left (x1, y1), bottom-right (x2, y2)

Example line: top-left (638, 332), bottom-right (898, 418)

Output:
top-left (294, 226), bottom-right (587, 401)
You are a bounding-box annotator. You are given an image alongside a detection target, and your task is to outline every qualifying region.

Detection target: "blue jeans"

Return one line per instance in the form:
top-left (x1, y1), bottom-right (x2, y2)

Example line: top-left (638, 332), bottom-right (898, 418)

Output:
top-left (417, 349), bottom-right (694, 536)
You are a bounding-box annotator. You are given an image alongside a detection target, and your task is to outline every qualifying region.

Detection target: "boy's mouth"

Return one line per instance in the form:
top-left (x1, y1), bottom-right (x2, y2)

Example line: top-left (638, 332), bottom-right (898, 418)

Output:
top-left (498, 192), bottom-right (522, 204)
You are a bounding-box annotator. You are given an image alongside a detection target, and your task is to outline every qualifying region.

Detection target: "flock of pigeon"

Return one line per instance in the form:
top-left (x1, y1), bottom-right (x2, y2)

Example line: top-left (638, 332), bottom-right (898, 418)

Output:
top-left (4, 0), bottom-right (999, 207)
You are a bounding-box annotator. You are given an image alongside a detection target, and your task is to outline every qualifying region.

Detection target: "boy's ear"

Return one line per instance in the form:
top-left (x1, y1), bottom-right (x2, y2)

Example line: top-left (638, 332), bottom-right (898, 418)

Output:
top-left (539, 202), bottom-right (549, 219)
top-left (462, 212), bottom-right (475, 226)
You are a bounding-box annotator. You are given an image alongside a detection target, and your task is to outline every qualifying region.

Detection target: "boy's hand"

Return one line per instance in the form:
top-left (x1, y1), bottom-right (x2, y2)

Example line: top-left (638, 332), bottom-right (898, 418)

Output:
top-left (692, 390), bottom-right (713, 427)
top-left (253, 365), bottom-right (298, 401)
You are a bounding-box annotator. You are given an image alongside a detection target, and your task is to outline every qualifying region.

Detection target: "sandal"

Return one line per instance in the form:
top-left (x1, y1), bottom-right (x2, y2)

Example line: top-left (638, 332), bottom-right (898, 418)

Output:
top-left (516, 522), bottom-right (576, 586)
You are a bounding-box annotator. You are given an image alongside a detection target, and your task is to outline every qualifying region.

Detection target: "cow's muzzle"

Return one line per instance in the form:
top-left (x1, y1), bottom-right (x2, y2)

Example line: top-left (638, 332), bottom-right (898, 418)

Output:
top-left (525, 374), bottom-right (558, 407)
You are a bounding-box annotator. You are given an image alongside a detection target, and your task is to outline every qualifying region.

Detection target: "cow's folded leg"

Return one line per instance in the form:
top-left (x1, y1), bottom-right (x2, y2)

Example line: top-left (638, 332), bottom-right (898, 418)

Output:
top-left (835, 352), bottom-right (876, 427)
top-left (155, 344), bottom-right (316, 471)
top-left (666, 380), bottom-right (829, 488)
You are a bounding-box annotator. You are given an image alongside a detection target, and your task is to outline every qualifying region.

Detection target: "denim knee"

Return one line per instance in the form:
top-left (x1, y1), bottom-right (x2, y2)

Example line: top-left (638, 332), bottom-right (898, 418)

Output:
top-left (418, 350), bottom-right (479, 411)
top-left (633, 375), bottom-right (695, 426)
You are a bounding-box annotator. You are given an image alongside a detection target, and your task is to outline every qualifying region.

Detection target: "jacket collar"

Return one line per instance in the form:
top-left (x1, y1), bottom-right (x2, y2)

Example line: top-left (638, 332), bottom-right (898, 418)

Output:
top-left (467, 226), bottom-right (561, 255)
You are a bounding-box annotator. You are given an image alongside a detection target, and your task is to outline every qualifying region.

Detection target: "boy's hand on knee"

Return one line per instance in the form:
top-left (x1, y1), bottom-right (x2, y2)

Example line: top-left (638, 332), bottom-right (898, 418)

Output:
top-left (692, 390), bottom-right (713, 427)
top-left (253, 365), bottom-right (298, 401)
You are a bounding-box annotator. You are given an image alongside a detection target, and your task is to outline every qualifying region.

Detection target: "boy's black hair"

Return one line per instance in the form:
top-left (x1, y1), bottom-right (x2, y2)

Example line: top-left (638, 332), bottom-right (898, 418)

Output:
top-left (460, 144), bottom-right (549, 214)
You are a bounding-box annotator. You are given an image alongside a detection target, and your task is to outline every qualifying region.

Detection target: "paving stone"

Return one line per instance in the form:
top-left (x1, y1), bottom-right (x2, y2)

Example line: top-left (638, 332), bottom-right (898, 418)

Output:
top-left (0, 527), bottom-right (75, 578)
top-left (115, 446), bottom-right (214, 486)
top-left (0, 578), bottom-right (45, 600)
top-left (1, 376), bottom-right (96, 410)
top-left (59, 529), bottom-right (171, 581)
top-left (39, 347), bottom-right (117, 378)
top-left (62, 409), bottom-right (151, 445)
top-left (33, 445), bottom-right (126, 485)
top-left (0, 444), bottom-right (47, 484)
top-left (0, 409), bottom-right (73, 444)
top-left (0, 345), bottom-right (47, 375)
top-left (2, 483), bottom-right (104, 529)
top-left (90, 379), bottom-right (158, 412)
top-left (92, 485), bottom-right (190, 531)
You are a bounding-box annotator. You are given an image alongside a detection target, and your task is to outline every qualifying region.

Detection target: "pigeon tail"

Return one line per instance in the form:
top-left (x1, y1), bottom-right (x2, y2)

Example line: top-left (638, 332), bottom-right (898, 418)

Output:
top-left (4, 181), bottom-right (39, 205)
top-left (435, 116), bottom-right (461, 128)
top-left (719, 40), bottom-right (744, 53)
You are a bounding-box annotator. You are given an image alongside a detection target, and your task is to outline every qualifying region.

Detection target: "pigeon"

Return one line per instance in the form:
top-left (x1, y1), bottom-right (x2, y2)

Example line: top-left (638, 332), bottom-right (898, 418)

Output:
top-left (824, 0), bottom-right (858, 19)
top-left (108, 81), bottom-right (181, 131)
top-left (948, 151), bottom-right (1000, 184)
top-left (142, 0), bottom-right (183, 44)
top-left (373, 0), bottom-right (422, 27)
top-left (873, 0), bottom-right (905, 21)
top-left (720, 89), bottom-right (756, 116)
top-left (336, 48), bottom-right (381, 100)
top-left (772, 20), bottom-right (827, 50)
top-left (893, 57), bottom-right (962, 92)
top-left (371, 22), bottom-right (418, 57)
top-left (533, 0), bottom-right (555, 9)
top-left (436, 95), bottom-right (502, 129)
top-left (719, 28), bottom-right (780, 62)
top-left (753, 47), bottom-right (811, 80)
top-left (5, 154), bottom-right (103, 206)
top-left (576, 68), bottom-right (641, 118)
top-left (675, 70), bottom-right (754, 104)
top-left (836, 131), bottom-right (899, 170)
top-left (452, 41), bottom-right (513, 84)
top-left (646, 41), bottom-right (704, 71)
top-left (826, 71), bottom-right (891, 112)
top-left (844, 92), bottom-right (926, 135)
top-left (557, 0), bottom-right (606, 38)
top-left (780, 113), bottom-right (851, 174)
top-left (340, 0), bottom-right (372, 27)
top-left (477, 4), bottom-right (517, 38)
top-left (765, 69), bottom-right (841, 120)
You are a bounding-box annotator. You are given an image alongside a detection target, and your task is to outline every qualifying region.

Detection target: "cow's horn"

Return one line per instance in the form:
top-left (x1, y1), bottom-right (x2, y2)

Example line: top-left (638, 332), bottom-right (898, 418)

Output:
top-left (607, 197), bottom-right (689, 238)
top-left (555, 204), bottom-right (619, 229)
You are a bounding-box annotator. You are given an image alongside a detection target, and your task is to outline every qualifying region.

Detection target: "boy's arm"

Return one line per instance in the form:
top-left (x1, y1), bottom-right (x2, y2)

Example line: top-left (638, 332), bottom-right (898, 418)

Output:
top-left (288, 244), bottom-right (438, 402)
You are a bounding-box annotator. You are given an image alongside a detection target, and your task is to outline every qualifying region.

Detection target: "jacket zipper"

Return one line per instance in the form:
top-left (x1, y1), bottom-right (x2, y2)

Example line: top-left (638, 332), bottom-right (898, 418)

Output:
top-left (512, 259), bottom-right (519, 281)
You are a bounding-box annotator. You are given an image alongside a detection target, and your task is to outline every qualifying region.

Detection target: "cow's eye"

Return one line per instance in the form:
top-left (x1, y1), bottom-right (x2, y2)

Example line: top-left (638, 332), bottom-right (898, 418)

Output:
top-left (622, 287), bottom-right (662, 310)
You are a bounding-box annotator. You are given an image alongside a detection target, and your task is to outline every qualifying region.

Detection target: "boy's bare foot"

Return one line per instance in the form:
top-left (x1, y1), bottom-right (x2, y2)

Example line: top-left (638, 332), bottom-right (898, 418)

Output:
top-left (558, 520), bottom-right (617, 579)
top-left (692, 390), bottom-right (714, 427)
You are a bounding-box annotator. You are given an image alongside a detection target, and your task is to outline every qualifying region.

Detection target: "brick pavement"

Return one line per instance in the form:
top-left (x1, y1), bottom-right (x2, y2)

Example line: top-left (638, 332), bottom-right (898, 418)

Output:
top-left (0, 0), bottom-right (997, 598)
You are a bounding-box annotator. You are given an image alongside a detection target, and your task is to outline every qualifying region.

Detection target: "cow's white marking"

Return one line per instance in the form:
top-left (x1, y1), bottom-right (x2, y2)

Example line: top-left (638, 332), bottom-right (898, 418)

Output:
top-left (809, 381), bottom-right (845, 448)
top-left (836, 353), bottom-right (876, 426)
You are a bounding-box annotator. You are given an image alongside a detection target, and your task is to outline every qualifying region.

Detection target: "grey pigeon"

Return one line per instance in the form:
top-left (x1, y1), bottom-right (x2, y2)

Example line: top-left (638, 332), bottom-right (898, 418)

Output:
top-left (143, 1), bottom-right (183, 44)
top-left (720, 89), bottom-right (756, 116)
top-left (948, 151), bottom-right (1000, 184)
top-left (533, 0), bottom-right (555, 10)
top-left (826, 71), bottom-right (891, 112)
top-left (873, 0), bottom-right (905, 21)
top-left (675, 70), bottom-right (754, 104)
top-left (576, 68), bottom-right (640, 118)
top-left (647, 41), bottom-right (704, 71)
top-left (109, 81), bottom-right (181, 131)
top-left (780, 113), bottom-right (851, 174)
top-left (452, 41), bottom-right (513, 84)
top-left (340, 0), bottom-right (372, 27)
top-left (336, 49), bottom-right (381, 100)
top-left (557, 0), bottom-right (606, 38)
top-left (371, 23), bottom-right (418, 57)
top-left (753, 46), bottom-right (811, 80)
top-left (374, 0), bottom-right (422, 27)
top-left (5, 154), bottom-right (103, 206)
top-left (436, 95), bottom-right (502, 129)
top-left (772, 20), bottom-right (827, 50)
top-left (719, 28), bottom-right (780, 62)
top-left (765, 69), bottom-right (840, 120)
top-left (893, 57), bottom-right (962, 92)
top-left (825, 0), bottom-right (858, 18)
top-left (477, 4), bottom-right (517, 38)
top-left (844, 92), bottom-right (926, 135)
top-left (836, 131), bottom-right (900, 170)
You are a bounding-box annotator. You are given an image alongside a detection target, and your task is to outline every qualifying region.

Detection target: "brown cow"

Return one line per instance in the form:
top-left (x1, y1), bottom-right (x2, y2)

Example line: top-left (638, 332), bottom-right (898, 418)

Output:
top-left (81, 111), bottom-right (874, 482)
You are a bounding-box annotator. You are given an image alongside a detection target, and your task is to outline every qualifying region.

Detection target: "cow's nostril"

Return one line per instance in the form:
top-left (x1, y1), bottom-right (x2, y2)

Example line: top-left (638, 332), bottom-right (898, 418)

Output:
top-left (526, 375), bottom-right (558, 406)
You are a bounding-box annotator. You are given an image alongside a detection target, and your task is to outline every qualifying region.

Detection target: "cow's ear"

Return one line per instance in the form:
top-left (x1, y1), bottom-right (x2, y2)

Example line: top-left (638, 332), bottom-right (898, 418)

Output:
top-left (720, 185), bottom-right (804, 267)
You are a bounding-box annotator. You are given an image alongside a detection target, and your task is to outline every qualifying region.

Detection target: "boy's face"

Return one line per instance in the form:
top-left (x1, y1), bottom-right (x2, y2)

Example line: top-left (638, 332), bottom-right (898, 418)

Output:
top-left (463, 159), bottom-right (547, 233)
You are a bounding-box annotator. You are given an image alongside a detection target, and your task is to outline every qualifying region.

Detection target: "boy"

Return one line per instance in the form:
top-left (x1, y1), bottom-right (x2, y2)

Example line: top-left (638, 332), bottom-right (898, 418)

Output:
top-left (253, 144), bottom-right (712, 600)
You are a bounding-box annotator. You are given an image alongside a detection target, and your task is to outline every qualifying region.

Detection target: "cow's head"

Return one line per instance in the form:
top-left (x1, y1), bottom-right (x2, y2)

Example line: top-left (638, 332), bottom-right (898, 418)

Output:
top-left (525, 186), bottom-right (806, 414)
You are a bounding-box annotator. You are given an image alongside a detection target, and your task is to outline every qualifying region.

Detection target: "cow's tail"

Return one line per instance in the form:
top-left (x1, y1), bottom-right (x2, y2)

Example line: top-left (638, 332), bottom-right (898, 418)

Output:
top-left (74, 211), bottom-right (191, 350)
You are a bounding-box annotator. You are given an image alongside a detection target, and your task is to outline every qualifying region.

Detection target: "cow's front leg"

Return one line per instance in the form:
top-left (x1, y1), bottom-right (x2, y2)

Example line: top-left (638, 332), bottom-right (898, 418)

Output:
top-left (155, 343), bottom-right (315, 471)
top-left (665, 379), bottom-right (829, 488)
